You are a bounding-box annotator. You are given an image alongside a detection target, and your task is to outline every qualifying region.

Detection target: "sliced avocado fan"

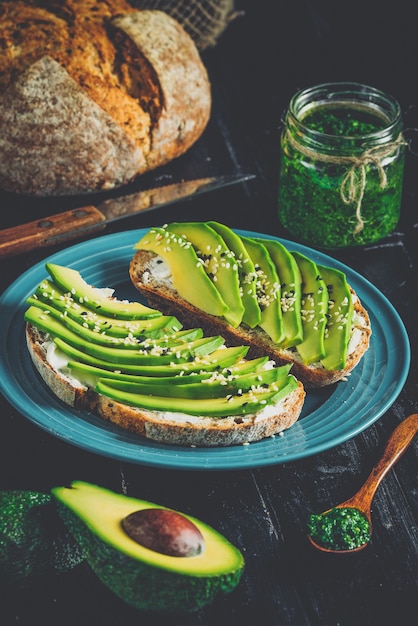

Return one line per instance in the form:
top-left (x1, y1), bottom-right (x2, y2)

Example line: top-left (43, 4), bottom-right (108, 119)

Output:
top-left (25, 263), bottom-right (298, 417)
top-left (135, 223), bottom-right (356, 371)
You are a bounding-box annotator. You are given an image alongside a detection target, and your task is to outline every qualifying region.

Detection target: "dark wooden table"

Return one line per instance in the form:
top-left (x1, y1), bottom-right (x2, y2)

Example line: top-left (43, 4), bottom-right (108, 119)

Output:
top-left (1, 2), bottom-right (417, 624)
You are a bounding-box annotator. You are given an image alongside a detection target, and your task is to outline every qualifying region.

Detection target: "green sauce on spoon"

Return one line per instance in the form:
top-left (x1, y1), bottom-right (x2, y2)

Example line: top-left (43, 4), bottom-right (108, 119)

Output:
top-left (308, 507), bottom-right (371, 551)
top-left (307, 414), bottom-right (418, 554)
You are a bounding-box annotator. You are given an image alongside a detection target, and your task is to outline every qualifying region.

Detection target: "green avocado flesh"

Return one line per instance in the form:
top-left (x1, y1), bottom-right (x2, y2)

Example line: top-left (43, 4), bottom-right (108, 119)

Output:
top-left (134, 227), bottom-right (229, 318)
top-left (52, 481), bottom-right (245, 613)
top-left (208, 221), bottom-right (261, 328)
top-left (0, 490), bottom-right (84, 586)
top-left (317, 264), bottom-right (354, 370)
top-left (30, 279), bottom-right (181, 338)
top-left (67, 354), bottom-right (271, 384)
top-left (240, 236), bottom-right (284, 344)
top-left (292, 251), bottom-right (328, 365)
top-left (134, 223), bottom-right (355, 370)
top-left (54, 339), bottom-right (249, 376)
top-left (256, 238), bottom-right (303, 348)
top-left (25, 305), bottom-right (223, 365)
top-left (92, 362), bottom-right (292, 399)
top-left (163, 222), bottom-right (245, 327)
top-left (25, 298), bottom-right (193, 349)
top-left (46, 263), bottom-right (159, 319)
top-left (97, 375), bottom-right (297, 416)
top-left (25, 264), bottom-right (298, 417)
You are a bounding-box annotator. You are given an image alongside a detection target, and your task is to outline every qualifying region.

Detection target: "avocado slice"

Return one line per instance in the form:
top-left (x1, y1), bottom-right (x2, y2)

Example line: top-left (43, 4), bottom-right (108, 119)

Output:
top-left (30, 279), bottom-right (182, 338)
top-left (240, 236), bottom-right (284, 343)
top-left (207, 221), bottom-right (262, 328)
top-left (255, 238), bottom-right (303, 347)
top-left (67, 351), bottom-right (268, 387)
top-left (165, 222), bottom-right (245, 327)
top-left (52, 481), bottom-right (244, 613)
top-left (25, 305), bottom-right (224, 365)
top-left (66, 354), bottom-right (272, 386)
top-left (92, 363), bottom-right (293, 400)
top-left (292, 252), bottom-right (328, 364)
top-left (45, 264), bottom-right (160, 320)
top-left (26, 299), bottom-right (198, 349)
top-left (53, 338), bottom-right (249, 376)
top-left (318, 265), bottom-right (354, 370)
top-left (0, 490), bottom-right (84, 587)
top-left (134, 227), bottom-right (228, 318)
top-left (46, 263), bottom-right (160, 320)
top-left (96, 375), bottom-right (298, 416)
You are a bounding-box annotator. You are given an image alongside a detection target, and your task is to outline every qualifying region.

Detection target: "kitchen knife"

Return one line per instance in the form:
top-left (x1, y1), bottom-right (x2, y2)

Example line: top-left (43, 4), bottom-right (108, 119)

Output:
top-left (0, 173), bottom-right (255, 260)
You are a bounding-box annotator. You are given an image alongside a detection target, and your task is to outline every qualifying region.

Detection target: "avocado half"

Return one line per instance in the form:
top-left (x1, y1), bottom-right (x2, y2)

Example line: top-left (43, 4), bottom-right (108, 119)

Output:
top-left (52, 481), bottom-right (245, 613)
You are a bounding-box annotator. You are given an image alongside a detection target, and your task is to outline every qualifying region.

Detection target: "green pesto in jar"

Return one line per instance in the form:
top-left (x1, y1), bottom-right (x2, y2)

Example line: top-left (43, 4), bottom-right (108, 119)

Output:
top-left (308, 506), bottom-right (371, 551)
top-left (304, 107), bottom-right (387, 136)
top-left (278, 83), bottom-right (406, 249)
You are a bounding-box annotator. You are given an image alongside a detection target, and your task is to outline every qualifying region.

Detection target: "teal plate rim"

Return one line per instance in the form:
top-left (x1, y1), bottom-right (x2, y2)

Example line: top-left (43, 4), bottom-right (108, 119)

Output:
top-left (0, 228), bottom-right (411, 471)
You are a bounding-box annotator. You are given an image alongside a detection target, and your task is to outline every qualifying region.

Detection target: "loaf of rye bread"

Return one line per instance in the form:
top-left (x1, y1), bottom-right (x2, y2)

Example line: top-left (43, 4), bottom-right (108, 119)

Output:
top-left (0, 0), bottom-right (211, 195)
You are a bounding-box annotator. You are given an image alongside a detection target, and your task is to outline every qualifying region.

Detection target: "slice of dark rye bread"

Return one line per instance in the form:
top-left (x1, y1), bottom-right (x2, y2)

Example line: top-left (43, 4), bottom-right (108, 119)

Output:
top-left (129, 249), bottom-right (372, 389)
top-left (25, 324), bottom-right (305, 448)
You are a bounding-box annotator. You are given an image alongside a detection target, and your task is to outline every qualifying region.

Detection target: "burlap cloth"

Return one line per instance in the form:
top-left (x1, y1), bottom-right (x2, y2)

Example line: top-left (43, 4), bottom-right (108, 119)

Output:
top-left (131, 0), bottom-right (241, 50)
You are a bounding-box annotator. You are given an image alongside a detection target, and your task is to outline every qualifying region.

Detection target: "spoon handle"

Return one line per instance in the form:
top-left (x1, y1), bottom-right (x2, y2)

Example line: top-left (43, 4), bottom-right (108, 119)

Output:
top-left (348, 414), bottom-right (418, 511)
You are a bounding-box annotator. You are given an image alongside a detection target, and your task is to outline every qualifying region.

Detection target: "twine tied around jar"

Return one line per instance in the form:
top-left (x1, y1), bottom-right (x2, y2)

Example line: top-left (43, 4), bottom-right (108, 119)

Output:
top-left (284, 130), bottom-right (407, 235)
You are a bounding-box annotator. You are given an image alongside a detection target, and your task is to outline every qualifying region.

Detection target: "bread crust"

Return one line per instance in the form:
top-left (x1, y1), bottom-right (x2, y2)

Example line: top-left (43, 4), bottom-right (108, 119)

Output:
top-left (129, 249), bottom-right (372, 388)
top-left (0, 1), bottom-right (211, 196)
top-left (110, 11), bottom-right (211, 169)
top-left (0, 57), bottom-right (145, 196)
top-left (25, 324), bottom-right (305, 447)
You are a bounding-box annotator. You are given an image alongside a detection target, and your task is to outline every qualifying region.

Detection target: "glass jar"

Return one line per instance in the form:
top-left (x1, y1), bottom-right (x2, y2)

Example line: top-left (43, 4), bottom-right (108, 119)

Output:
top-left (278, 82), bottom-right (406, 249)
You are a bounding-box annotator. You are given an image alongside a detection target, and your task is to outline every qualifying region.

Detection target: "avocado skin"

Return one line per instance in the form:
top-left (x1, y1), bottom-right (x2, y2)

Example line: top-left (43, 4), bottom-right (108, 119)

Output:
top-left (0, 491), bottom-right (84, 587)
top-left (53, 482), bottom-right (244, 614)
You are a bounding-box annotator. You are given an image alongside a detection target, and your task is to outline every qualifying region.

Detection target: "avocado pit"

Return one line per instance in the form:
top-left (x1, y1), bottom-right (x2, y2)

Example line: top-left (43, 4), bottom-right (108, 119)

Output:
top-left (122, 508), bottom-right (205, 557)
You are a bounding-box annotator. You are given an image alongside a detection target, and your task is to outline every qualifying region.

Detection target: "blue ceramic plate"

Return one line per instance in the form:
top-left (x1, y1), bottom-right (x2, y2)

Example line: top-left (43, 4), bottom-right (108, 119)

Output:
top-left (0, 229), bottom-right (410, 470)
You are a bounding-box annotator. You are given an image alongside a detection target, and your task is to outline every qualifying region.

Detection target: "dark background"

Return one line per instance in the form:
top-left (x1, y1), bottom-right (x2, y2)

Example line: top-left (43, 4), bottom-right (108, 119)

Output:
top-left (1, 1), bottom-right (417, 625)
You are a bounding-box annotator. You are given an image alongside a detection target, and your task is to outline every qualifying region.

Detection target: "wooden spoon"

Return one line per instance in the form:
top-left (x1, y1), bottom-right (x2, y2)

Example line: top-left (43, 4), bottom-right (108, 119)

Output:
top-left (308, 413), bottom-right (418, 553)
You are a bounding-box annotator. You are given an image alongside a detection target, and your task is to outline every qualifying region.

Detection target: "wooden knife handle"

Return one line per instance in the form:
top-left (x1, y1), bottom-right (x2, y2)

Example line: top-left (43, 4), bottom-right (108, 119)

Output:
top-left (0, 206), bottom-right (106, 259)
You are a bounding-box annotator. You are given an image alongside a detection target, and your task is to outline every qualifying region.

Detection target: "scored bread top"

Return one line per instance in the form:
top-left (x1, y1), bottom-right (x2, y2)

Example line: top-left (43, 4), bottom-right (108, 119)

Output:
top-left (0, 0), bottom-right (151, 149)
top-left (0, 57), bottom-right (146, 195)
top-left (0, 0), bottom-right (211, 195)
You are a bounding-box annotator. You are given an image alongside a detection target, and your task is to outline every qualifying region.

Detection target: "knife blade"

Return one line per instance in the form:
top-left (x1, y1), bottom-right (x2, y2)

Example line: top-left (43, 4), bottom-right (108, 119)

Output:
top-left (0, 173), bottom-right (255, 260)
